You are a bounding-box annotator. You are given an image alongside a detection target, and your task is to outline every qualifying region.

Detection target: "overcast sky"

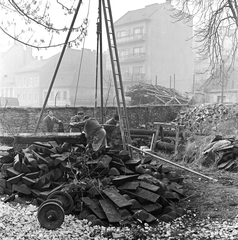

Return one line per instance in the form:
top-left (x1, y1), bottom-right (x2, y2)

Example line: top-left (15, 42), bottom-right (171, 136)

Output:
top-left (0, 0), bottom-right (166, 58)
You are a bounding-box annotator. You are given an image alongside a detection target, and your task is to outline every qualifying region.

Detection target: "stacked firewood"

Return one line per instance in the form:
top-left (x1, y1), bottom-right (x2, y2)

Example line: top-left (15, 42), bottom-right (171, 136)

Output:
top-left (126, 83), bottom-right (189, 105)
top-left (0, 141), bottom-right (185, 225)
top-left (174, 103), bottom-right (234, 135)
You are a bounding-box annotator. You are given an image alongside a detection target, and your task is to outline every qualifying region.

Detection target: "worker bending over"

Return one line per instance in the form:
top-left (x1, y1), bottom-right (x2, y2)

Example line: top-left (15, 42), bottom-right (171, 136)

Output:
top-left (69, 115), bottom-right (107, 151)
top-left (103, 114), bottom-right (119, 146)
top-left (69, 111), bottom-right (84, 132)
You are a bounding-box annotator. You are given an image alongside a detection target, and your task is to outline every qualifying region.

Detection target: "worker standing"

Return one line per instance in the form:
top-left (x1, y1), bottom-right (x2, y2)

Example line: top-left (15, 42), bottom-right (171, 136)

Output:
top-left (69, 111), bottom-right (84, 132)
top-left (42, 110), bottom-right (62, 133)
top-left (69, 115), bottom-right (107, 151)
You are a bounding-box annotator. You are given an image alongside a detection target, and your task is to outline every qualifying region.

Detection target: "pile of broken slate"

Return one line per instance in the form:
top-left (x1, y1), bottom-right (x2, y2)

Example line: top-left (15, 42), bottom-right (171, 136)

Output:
top-left (0, 140), bottom-right (186, 226)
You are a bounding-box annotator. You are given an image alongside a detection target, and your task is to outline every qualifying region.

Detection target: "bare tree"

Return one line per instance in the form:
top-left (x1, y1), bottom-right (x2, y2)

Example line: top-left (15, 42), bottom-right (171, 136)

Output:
top-left (171, 0), bottom-right (238, 82)
top-left (0, 0), bottom-right (89, 49)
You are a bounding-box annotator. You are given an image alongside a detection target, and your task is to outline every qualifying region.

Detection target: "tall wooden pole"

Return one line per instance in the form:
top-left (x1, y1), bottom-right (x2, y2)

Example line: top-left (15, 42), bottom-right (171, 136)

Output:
top-left (99, 0), bottom-right (104, 123)
top-left (34, 0), bottom-right (83, 133)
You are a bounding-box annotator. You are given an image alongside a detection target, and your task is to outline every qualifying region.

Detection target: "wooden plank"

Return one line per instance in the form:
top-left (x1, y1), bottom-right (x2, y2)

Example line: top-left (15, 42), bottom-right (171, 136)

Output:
top-left (145, 213), bottom-right (157, 223)
top-left (131, 209), bottom-right (157, 223)
top-left (82, 197), bottom-right (106, 220)
top-left (112, 174), bottom-right (139, 186)
top-left (118, 181), bottom-right (139, 191)
top-left (140, 181), bottom-right (159, 192)
top-left (103, 188), bottom-right (132, 208)
top-left (124, 159), bottom-right (141, 166)
top-left (99, 199), bottom-right (121, 223)
top-left (31, 150), bottom-right (49, 165)
top-left (129, 187), bottom-right (160, 203)
top-left (119, 166), bottom-right (135, 175)
top-left (0, 132), bottom-right (87, 144)
top-left (142, 203), bottom-right (162, 213)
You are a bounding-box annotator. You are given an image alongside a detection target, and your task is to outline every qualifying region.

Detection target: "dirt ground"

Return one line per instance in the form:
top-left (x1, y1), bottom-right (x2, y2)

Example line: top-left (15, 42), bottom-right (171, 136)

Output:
top-left (174, 165), bottom-right (238, 221)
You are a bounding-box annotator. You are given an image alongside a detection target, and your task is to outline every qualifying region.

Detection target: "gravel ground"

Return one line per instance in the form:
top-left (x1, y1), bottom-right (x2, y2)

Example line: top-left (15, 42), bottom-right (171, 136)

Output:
top-left (1, 201), bottom-right (238, 239)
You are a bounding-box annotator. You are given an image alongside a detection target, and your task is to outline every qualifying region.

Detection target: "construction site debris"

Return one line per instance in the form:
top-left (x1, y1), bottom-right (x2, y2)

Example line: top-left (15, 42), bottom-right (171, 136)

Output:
top-left (126, 83), bottom-right (190, 105)
top-left (174, 103), bottom-right (235, 135)
top-left (201, 136), bottom-right (238, 171)
top-left (0, 140), bottom-right (186, 229)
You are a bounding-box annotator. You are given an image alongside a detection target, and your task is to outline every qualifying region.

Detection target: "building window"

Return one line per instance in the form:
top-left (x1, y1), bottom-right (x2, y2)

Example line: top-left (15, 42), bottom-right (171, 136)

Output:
top-left (29, 77), bottom-right (33, 86)
top-left (44, 91), bottom-right (47, 100)
top-left (217, 95), bottom-right (226, 103)
top-left (56, 91), bottom-right (61, 100)
top-left (133, 66), bottom-right (143, 74)
top-left (34, 92), bottom-right (37, 101)
top-left (29, 93), bottom-right (31, 101)
top-left (17, 94), bottom-right (20, 100)
top-left (121, 67), bottom-right (129, 75)
top-left (134, 27), bottom-right (143, 35)
top-left (63, 91), bottom-right (67, 100)
top-left (133, 46), bottom-right (143, 54)
top-left (23, 94), bottom-right (25, 101)
top-left (117, 30), bottom-right (128, 38)
top-left (50, 91), bottom-right (54, 100)
top-left (35, 76), bottom-right (39, 86)
top-left (119, 49), bottom-right (129, 57)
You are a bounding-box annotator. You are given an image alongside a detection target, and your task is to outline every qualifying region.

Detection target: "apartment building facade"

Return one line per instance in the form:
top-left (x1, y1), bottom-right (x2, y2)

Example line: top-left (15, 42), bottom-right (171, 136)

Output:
top-left (113, 2), bottom-right (194, 93)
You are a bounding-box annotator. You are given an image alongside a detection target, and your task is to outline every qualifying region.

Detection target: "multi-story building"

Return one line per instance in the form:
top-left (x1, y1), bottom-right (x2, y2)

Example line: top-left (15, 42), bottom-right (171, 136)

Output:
top-left (0, 42), bottom-right (34, 99)
top-left (1, 44), bottom-right (113, 107)
top-left (113, 2), bottom-right (194, 93)
top-left (14, 48), bottom-right (111, 107)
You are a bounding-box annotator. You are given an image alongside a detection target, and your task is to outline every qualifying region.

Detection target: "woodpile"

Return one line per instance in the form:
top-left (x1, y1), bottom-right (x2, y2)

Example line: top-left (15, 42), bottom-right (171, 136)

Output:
top-left (174, 103), bottom-right (233, 135)
top-left (0, 140), bottom-right (185, 226)
top-left (126, 83), bottom-right (189, 105)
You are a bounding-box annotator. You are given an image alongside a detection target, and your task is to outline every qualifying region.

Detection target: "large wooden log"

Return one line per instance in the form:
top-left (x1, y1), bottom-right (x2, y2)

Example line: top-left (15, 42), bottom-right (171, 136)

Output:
top-left (0, 132), bottom-right (87, 145)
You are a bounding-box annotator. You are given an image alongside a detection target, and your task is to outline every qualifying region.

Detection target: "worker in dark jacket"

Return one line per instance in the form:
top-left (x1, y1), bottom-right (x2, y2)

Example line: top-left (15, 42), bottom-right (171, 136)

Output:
top-left (103, 114), bottom-right (119, 145)
top-left (69, 111), bottom-right (84, 132)
top-left (42, 110), bottom-right (62, 133)
top-left (69, 115), bottom-right (107, 151)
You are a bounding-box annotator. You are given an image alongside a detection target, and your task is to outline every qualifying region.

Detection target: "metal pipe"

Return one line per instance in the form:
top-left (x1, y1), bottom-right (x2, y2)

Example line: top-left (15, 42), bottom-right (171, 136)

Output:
top-left (34, 0), bottom-right (83, 133)
top-left (128, 144), bottom-right (218, 182)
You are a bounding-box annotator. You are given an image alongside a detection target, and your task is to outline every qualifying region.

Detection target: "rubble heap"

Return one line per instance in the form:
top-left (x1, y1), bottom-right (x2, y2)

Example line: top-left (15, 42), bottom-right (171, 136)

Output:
top-left (0, 141), bottom-right (185, 227)
top-left (200, 135), bottom-right (238, 171)
top-left (174, 103), bottom-right (236, 135)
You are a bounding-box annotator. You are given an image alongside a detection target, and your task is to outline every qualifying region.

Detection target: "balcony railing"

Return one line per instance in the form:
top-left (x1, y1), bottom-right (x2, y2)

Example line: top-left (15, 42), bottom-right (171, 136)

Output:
top-left (119, 53), bottom-right (146, 62)
top-left (116, 33), bottom-right (146, 44)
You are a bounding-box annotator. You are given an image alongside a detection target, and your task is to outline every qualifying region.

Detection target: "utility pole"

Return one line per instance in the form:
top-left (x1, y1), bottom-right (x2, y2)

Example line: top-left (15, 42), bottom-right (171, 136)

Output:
top-left (220, 62), bottom-right (224, 104)
top-left (34, 0), bottom-right (83, 133)
top-left (99, 0), bottom-right (104, 123)
top-left (173, 73), bottom-right (175, 96)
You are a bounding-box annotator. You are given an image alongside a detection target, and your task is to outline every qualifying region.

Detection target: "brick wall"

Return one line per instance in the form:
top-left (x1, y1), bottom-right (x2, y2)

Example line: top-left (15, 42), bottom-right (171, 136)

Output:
top-left (0, 105), bottom-right (183, 134)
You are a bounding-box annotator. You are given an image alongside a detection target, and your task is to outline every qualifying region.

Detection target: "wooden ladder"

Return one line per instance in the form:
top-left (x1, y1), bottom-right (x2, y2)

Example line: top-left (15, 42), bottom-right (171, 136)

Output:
top-left (101, 0), bottom-right (132, 152)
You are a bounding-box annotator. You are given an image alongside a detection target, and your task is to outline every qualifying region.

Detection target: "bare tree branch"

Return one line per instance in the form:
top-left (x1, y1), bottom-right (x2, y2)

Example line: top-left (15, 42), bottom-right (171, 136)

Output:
top-left (171, 0), bottom-right (238, 85)
top-left (0, 0), bottom-right (90, 49)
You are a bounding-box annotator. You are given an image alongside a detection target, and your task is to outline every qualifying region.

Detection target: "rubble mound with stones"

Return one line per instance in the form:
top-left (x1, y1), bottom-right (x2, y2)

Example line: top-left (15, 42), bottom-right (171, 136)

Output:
top-left (0, 141), bottom-right (186, 227)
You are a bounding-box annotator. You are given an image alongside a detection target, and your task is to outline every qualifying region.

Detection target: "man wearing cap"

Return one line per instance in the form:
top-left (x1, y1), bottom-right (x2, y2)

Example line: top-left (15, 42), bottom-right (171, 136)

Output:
top-left (69, 111), bottom-right (84, 132)
top-left (42, 110), bottom-right (62, 133)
